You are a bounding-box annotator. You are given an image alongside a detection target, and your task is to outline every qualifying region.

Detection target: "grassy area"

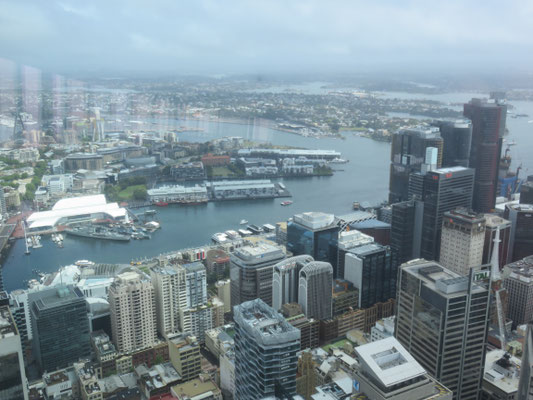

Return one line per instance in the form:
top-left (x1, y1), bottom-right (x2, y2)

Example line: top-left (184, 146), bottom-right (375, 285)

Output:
top-left (118, 184), bottom-right (147, 201)
top-left (322, 339), bottom-right (349, 352)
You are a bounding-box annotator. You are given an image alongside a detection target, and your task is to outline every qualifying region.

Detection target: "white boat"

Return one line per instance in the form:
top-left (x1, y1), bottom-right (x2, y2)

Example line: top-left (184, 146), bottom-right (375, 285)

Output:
top-left (240, 219), bottom-right (248, 225)
top-left (329, 158), bottom-right (349, 164)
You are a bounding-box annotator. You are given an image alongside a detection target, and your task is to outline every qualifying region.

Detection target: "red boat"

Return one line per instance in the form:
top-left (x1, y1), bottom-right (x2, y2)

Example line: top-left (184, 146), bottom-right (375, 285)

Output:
top-left (154, 201), bottom-right (169, 207)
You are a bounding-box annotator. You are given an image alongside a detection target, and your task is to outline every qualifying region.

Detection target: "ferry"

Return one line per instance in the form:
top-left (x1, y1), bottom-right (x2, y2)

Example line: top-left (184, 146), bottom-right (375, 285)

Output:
top-left (225, 230), bottom-right (240, 239)
top-left (262, 224), bottom-right (276, 232)
top-left (330, 158), bottom-right (349, 164)
top-left (238, 229), bottom-right (253, 236)
top-left (239, 219), bottom-right (248, 225)
top-left (212, 233), bottom-right (229, 244)
top-left (247, 224), bottom-right (264, 234)
top-left (281, 200), bottom-right (293, 206)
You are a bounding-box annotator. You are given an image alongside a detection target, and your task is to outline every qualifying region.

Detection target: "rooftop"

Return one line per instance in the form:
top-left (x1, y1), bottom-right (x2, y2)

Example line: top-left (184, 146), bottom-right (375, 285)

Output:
top-left (483, 350), bottom-right (520, 394)
top-left (232, 243), bottom-right (285, 263)
top-left (171, 375), bottom-right (220, 399)
top-left (355, 336), bottom-right (426, 388)
top-left (505, 256), bottom-right (533, 282)
top-left (30, 285), bottom-right (85, 312)
top-left (0, 306), bottom-right (17, 339)
top-left (293, 212), bottom-right (336, 230)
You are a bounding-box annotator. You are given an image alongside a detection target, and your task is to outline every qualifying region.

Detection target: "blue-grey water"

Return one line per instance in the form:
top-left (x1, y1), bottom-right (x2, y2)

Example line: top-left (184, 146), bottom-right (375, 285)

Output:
top-left (2, 91), bottom-right (533, 292)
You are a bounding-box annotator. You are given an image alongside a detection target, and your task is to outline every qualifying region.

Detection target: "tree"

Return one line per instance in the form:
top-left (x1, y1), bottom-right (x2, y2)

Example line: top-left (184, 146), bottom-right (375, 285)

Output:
top-left (133, 187), bottom-right (147, 200)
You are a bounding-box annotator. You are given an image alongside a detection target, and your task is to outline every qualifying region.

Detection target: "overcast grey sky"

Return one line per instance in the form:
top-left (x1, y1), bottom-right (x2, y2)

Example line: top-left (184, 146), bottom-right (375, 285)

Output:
top-left (1, 0), bottom-right (532, 75)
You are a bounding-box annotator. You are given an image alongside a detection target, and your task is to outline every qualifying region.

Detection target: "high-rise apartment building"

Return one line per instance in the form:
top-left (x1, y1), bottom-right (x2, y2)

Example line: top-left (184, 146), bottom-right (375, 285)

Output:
top-left (215, 279), bottom-right (231, 313)
top-left (439, 208), bottom-right (486, 275)
top-left (151, 266), bottom-right (186, 336)
top-left (230, 243), bottom-right (285, 307)
top-left (272, 255), bottom-right (314, 311)
top-left (419, 166), bottom-right (475, 261)
top-left (504, 204), bottom-right (533, 262)
top-left (287, 212), bottom-right (340, 277)
top-left (389, 126), bottom-right (443, 203)
top-left (298, 261), bottom-right (333, 320)
top-left (30, 286), bottom-right (91, 372)
top-left (109, 272), bottom-right (157, 353)
top-left (464, 98), bottom-right (507, 213)
top-left (344, 242), bottom-right (398, 309)
top-left (483, 214), bottom-right (512, 267)
top-left (433, 119), bottom-right (472, 168)
top-left (0, 306), bottom-right (28, 400)
top-left (234, 299), bottom-right (300, 400)
top-left (395, 259), bottom-right (490, 400)
top-left (503, 256), bottom-right (533, 328)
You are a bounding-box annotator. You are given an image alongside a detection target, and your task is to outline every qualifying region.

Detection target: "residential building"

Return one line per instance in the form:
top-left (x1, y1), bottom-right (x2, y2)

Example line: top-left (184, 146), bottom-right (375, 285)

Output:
top-left (433, 119), bottom-right (472, 168)
top-left (168, 332), bottom-right (201, 382)
top-left (483, 214), bottom-right (512, 267)
top-left (481, 350), bottom-right (520, 400)
top-left (439, 208), bottom-right (486, 276)
top-left (108, 272), bottom-right (157, 353)
top-left (389, 125), bottom-right (443, 203)
top-left (272, 255), bottom-right (314, 311)
top-left (503, 256), bottom-right (533, 328)
top-left (0, 306), bottom-right (28, 400)
top-left (344, 242), bottom-right (398, 309)
top-left (419, 166), bottom-right (475, 261)
top-left (30, 286), bottom-right (91, 373)
top-left (353, 336), bottom-right (452, 400)
top-left (287, 212), bottom-right (340, 277)
top-left (205, 325), bottom-right (234, 359)
top-left (230, 243), bottom-right (285, 307)
top-left (206, 179), bottom-right (278, 200)
top-left (395, 259), bottom-right (491, 400)
top-left (220, 350), bottom-right (235, 399)
top-left (298, 261), bottom-right (333, 320)
top-left (504, 204), bottom-right (533, 262)
top-left (464, 98), bottom-right (507, 213)
top-left (215, 280), bottom-right (231, 313)
top-left (171, 161), bottom-right (205, 181)
top-left (151, 266), bottom-right (186, 336)
top-left (234, 299), bottom-right (300, 400)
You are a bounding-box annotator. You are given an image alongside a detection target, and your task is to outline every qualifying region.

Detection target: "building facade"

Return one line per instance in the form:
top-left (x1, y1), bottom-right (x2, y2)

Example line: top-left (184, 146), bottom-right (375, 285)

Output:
top-left (433, 119), bottom-right (472, 168)
top-left (483, 214), bottom-right (512, 267)
top-left (298, 261), bottom-right (333, 320)
top-left (504, 204), bottom-right (533, 262)
top-left (503, 256), bottom-right (533, 328)
top-left (272, 255), bottom-right (314, 312)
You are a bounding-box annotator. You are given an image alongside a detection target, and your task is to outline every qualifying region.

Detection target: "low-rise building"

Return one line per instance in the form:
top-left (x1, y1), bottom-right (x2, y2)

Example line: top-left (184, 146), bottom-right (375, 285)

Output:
top-left (136, 362), bottom-right (181, 399)
top-left (205, 325), bottom-right (235, 359)
top-left (171, 374), bottom-right (222, 400)
top-left (481, 350), bottom-right (520, 400)
top-left (168, 333), bottom-right (201, 383)
top-left (370, 316), bottom-right (395, 342)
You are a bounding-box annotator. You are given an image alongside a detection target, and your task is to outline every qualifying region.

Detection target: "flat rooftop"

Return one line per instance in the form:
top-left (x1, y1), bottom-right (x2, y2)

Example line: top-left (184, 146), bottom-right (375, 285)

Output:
top-left (484, 350), bottom-right (520, 394)
top-left (355, 336), bottom-right (426, 387)
top-left (0, 306), bottom-right (18, 339)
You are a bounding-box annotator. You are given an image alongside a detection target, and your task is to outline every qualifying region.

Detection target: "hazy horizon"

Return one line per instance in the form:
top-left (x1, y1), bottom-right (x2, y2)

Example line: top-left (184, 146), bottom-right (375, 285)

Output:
top-left (1, 0), bottom-right (533, 76)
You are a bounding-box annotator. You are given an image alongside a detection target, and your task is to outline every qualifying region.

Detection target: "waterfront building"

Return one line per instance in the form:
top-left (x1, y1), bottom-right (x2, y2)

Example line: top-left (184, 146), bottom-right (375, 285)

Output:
top-left (206, 179), bottom-right (278, 200)
top-left (353, 336), bottom-right (452, 400)
top-left (389, 125), bottom-right (443, 203)
top-left (230, 243), bottom-right (285, 307)
top-left (520, 175), bottom-right (533, 204)
top-left (483, 214), bottom-right (512, 267)
top-left (419, 166), bottom-right (475, 261)
top-left (344, 242), bottom-right (398, 309)
top-left (287, 212), bottom-right (340, 277)
top-left (234, 299), bottom-right (300, 400)
top-left (464, 98), bottom-right (507, 213)
top-left (108, 272), bottom-right (157, 353)
top-left (147, 184), bottom-right (208, 204)
top-left (390, 199), bottom-right (424, 263)
top-left (481, 350), bottom-right (520, 400)
top-left (170, 161), bottom-right (206, 181)
top-left (26, 194), bottom-right (129, 233)
top-left (237, 148), bottom-right (341, 160)
top-left (298, 261), bottom-right (333, 320)
top-left (168, 332), bottom-right (201, 382)
top-left (64, 153), bottom-right (104, 171)
top-left (504, 204), bottom-right (533, 262)
top-left (0, 186), bottom-right (7, 218)
top-left (30, 286), bottom-right (91, 372)
top-left (336, 229), bottom-right (374, 278)
top-left (503, 256), bottom-right (533, 328)
top-left (395, 259), bottom-right (490, 400)
top-left (518, 323), bottom-right (533, 399)
top-left (272, 255), bottom-right (314, 311)
top-left (0, 306), bottom-right (29, 400)
top-left (433, 119), bottom-right (473, 168)
top-left (439, 208), bottom-right (486, 276)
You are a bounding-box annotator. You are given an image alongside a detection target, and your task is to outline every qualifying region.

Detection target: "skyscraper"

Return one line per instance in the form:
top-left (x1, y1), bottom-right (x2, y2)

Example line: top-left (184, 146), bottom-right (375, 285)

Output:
top-left (390, 200), bottom-right (424, 263)
top-left (230, 243), bottom-right (285, 307)
top-left (389, 126), bottom-right (443, 203)
top-left (503, 256), bottom-right (533, 328)
top-left (272, 255), bottom-right (314, 311)
top-left (419, 166), bottom-right (475, 261)
top-left (439, 208), bottom-right (486, 276)
top-left (344, 242), bottom-right (398, 309)
top-left (483, 214), bottom-right (512, 267)
top-left (504, 204), bottom-right (533, 262)
top-left (464, 98), bottom-right (507, 213)
top-left (108, 271), bottom-right (157, 353)
top-left (336, 229), bottom-right (374, 278)
top-left (234, 299), bottom-right (300, 400)
top-left (520, 176), bottom-right (533, 205)
top-left (298, 261), bottom-right (333, 320)
top-left (30, 286), bottom-right (91, 372)
top-left (395, 259), bottom-right (490, 400)
top-left (0, 306), bottom-right (28, 400)
top-left (287, 212), bottom-right (340, 277)
top-left (151, 266), bottom-right (186, 336)
top-left (432, 119), bottom-right (472, 168)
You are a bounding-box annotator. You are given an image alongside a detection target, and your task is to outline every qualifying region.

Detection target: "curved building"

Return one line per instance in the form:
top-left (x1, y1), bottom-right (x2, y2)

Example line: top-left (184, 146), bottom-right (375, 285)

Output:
top-left (272, 255), bottom-right (314, 311)
top-left (298, 261), bottom-right (333, 320)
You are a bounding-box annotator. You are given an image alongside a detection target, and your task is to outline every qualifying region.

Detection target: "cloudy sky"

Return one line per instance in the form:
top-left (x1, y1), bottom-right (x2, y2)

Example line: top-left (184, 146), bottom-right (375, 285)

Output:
top-left (1, 0), bottom-right (532, 75)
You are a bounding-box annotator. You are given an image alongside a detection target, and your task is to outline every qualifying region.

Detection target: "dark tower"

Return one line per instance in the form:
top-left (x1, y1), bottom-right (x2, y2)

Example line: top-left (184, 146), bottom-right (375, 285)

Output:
top-left (432, 119), bottom-right (472, 168)
top-left (464, 98), bottom-right (507, 213)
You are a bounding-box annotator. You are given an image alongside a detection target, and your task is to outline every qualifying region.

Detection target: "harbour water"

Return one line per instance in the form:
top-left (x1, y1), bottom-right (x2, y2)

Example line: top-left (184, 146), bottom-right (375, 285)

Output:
top-left (2, 91), bottom-right (533, 292)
